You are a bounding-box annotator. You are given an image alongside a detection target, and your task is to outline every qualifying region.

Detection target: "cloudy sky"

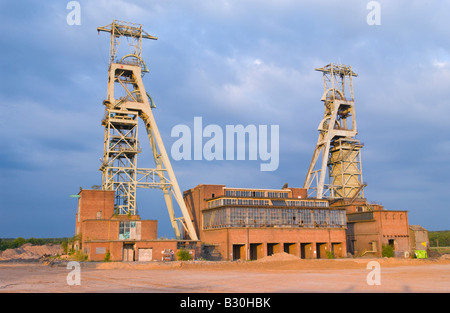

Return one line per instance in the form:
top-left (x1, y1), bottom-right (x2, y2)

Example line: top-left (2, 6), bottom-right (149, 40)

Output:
top-left (1, 0), bottom-right (449, 238)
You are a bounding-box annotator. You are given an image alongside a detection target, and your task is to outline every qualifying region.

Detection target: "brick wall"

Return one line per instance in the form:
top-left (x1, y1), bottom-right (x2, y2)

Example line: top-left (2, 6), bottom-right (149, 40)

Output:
top-left (347, 210), bottom-right (410, 256)
top-left (201, 227), bottom-right (347, 260)
top-left (287, 187), bottom-right (308, 199)
top-left (75, 189), bottom-right (115, 237)
top-left (377, 210), bottom-right (410, 255)
top-left (184, 184), bottom-right (225, 238)
top-left (140, 220), bottom-right (158, 240)
top-left (82, 220), bottom-right (118, 241)
top-left (84, 240), bottom-right (198, 261)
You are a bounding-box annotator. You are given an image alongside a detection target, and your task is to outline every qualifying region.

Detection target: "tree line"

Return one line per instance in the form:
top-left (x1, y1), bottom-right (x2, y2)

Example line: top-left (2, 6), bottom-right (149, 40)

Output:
top-left (429, 231), bottom-right (450, 247)
top-left (0, 237), bottom-right (71, 251)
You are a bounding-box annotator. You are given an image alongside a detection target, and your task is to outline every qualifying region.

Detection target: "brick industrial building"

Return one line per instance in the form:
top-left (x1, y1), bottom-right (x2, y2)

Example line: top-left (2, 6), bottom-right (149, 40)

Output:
top-left (182, 185), bottom-right (418, 260)
top-left (73, 189), bottom-right (197, 262)
top-left (183, 185), bottom-right (347, 260)
top-left (331, 198), bottom-right (410, 257)
top-left (73, 185), bottom-right (418, 261)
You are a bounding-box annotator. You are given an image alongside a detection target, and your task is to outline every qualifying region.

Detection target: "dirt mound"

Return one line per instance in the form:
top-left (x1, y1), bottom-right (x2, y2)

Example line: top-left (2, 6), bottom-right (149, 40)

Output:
top-left (256, 252), bottom-right (299, 262)
top-left (440, 254), bottom-right (450, 260)
top-left (0, 243), bottom-right (63, 261)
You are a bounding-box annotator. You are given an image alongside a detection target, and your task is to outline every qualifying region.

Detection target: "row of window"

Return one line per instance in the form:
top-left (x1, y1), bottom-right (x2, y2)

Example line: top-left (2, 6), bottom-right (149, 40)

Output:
top-left (225, 190), bottom-right (289, 198)
top-left (285, 200), bottom-right (329, 207)
top-left (207, 198), bottom-right (270, 209)
top-left (206, 198), bottom-right (329, 209)
top-left (203, 207), bottom-right (346, 229)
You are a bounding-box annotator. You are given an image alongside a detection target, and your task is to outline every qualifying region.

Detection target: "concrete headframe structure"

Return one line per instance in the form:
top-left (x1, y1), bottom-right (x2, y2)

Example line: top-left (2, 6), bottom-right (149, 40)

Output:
top-left (304, 63), bottom-right (365, 200)
top-left (97, 20), bottom-right (198, 240)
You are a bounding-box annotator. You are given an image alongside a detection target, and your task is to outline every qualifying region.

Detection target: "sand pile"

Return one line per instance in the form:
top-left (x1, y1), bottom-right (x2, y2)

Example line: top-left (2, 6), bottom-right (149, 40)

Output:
top-left (0, 243), bottom-right (63, 261)
top-left (256, 252), bottom-right (299, 262)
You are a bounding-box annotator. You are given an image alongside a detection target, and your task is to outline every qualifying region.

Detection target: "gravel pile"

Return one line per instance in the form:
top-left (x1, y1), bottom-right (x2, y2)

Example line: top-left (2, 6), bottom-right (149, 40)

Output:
top-left (0, 243), bottom-right (63, 261)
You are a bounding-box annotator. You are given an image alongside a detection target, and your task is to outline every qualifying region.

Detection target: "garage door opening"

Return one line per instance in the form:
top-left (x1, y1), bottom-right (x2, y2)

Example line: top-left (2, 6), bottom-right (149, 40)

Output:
top-left (284, 243), bottom-right (296, 256)
top-left (250, 243), bottom-right (263, 260)
top-left (267, 243), bottom-right (281, 256)
top-left (232, 244), bottom-right (245, 261)
top-left (331, 243), bottom-right (342, 258)
top-left (301, 243), bottom-right (313, 259)
top-left (316, 242), bottom-right (327, 259)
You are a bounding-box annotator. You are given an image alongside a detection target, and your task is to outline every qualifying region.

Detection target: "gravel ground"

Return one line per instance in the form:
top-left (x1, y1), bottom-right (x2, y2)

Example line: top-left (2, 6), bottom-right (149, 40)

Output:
top-left (0, 257), bottom-right (449, 293)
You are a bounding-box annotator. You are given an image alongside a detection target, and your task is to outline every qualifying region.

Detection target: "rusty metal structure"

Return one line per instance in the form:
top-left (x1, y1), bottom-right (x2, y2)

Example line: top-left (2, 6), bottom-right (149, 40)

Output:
top-left (304, 63), bottom-right (365, 200)
top-left (97, 20), bottom-right (198, 240)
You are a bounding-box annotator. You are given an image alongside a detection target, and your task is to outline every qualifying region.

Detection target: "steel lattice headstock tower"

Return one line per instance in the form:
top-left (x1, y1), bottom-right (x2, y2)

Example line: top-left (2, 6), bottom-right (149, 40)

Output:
top-left (303, 63), bottom-right (365, 200)
top-left (97, 20), bottom-right (198, 240)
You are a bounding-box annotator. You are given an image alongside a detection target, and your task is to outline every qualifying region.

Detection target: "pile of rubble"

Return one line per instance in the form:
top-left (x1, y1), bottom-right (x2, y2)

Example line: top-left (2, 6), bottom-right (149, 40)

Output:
top-left (256, 252), bottom-right (299, 262)
top-left (0, 243), bottom-right (63, 261)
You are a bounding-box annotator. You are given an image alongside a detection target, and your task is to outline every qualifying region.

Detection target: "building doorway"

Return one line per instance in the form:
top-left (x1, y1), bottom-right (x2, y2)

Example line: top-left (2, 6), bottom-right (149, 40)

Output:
top-left (388, 239), bottom-right (396, 250)
top-left (301, 243), bottom-right (313, 259)
top-left (316, 242), bottom-right (327, 259)
top-left (284, 243), bottom-right (296, 255)
top-left (123, 244), bottom-right (135, 262)
top-left (267, 243), bottom-right (281, 256)
top-left (331, 242), bottom-right (343, 258)
top-left (232, 244), bottom-right (245, 261)
top-left (249, 243), bottom-right (263, 260)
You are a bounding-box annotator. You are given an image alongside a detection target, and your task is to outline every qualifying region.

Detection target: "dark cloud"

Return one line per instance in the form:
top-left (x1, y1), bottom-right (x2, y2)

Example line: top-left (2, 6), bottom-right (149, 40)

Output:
top-left (1, 0), bottom-right (449, 237)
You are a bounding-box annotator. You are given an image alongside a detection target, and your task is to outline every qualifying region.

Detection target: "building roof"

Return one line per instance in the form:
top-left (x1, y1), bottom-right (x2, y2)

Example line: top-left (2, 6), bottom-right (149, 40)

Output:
top-left (409, 225), bottom-right (428, 232)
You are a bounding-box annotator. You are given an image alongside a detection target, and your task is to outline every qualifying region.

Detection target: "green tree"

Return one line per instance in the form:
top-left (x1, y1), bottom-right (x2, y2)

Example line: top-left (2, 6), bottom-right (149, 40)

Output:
top-left (429, 231), bottom-right (450, 247)
top-left (382, 244), bottom-right (394, 258)
top-left (104, 250), bottom-right (111, 262)
top-left (13, 237), bottom-right (26, 248)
